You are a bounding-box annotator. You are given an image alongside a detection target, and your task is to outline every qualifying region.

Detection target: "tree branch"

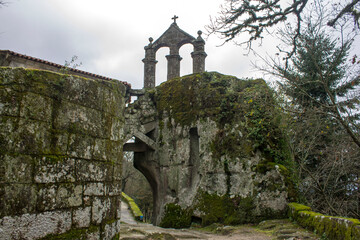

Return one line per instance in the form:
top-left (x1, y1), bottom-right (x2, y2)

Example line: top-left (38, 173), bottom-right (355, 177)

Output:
top-left (327, 0), bottom-right (360, 28)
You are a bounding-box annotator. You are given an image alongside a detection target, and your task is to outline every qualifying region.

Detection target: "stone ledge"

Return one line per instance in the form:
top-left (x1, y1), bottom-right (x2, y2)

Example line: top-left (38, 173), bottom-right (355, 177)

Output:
top-left (288, 203), bottom-right (360, 239)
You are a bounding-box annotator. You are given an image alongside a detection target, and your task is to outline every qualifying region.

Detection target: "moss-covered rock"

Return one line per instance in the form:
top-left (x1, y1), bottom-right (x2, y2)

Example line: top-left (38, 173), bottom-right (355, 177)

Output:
top-left (126, 72), bottom-right (297, 227)
top-left (159, 203), bottom-right (192, 229)
top-left (156, 72), bottom-right (293, 168)
top-left (194, 191), bottom-right (257, 226)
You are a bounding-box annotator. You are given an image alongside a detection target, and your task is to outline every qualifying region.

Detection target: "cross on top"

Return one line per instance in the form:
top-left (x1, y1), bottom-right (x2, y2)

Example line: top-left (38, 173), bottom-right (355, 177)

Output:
top-left (172, 15), bottom-right (179, 23)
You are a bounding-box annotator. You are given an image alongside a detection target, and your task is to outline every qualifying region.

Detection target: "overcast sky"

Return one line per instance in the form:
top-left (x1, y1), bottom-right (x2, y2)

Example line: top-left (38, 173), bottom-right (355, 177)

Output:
top-left (0, 0), bottom-right (277, 89)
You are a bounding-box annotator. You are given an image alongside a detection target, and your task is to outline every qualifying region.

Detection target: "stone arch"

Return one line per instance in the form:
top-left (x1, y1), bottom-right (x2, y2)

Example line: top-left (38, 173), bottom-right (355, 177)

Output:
top-left (143, 18), bottom-right (207, 88)
top-left (123, 124), bottom-right (162, 224)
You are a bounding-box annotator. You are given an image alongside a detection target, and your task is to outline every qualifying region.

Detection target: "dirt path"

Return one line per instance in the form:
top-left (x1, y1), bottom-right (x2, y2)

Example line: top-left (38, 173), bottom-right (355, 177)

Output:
top-left (120, 201), bottom-right (138, 225)
top-left (119, 223), bottom-right (272, 239)
top-left (119, 219), bottom-right (320, 239)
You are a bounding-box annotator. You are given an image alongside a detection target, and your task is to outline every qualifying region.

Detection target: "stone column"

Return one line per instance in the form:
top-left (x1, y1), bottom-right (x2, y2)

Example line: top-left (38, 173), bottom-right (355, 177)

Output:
top-left (143, 38), bottom-right (157, 88)
top-left (166, 54), bottom-right (182, 80)
top-left (191, 31), bottom-right (207, 73)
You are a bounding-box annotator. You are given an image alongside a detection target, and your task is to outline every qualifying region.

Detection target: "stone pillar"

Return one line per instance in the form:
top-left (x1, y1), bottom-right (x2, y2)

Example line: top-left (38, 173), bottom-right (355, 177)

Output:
top-left (166, 54), bottom-right (182, 80)
top-left (143, 38), bottom-right (157, 88)
top-left (191, 31), bottom-right (207, 73)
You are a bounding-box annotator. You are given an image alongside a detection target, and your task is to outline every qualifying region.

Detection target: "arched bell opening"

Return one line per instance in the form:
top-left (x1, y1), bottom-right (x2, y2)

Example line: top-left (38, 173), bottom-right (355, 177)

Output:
top-left (179, 43), bottom-right (193, 77)
top-left (155, 47), bottom-right (169, 86)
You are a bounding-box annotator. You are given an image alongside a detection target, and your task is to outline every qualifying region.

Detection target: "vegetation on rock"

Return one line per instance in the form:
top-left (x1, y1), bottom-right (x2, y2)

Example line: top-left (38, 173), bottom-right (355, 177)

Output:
top-left (159, 203), bottom-right (192, 229)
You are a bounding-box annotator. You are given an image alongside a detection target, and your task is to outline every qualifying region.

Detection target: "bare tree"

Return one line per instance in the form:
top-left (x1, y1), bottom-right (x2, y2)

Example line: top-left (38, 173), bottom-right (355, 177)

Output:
top-left (208, 0), bottom-right (360, 55)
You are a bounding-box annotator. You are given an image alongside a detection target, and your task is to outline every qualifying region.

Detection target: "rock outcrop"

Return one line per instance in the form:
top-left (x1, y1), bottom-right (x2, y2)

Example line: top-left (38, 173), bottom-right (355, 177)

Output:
top-left (125, 72), bottom-right (297, 227)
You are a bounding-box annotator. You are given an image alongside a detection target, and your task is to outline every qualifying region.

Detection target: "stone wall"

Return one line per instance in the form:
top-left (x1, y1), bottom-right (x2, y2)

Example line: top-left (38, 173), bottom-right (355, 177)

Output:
top-left (125, 72), bottom-right (297, 226)
top-left (0, 67), bottom-right (127, 239)
top-left (288, 203), bottom-right (360, 239)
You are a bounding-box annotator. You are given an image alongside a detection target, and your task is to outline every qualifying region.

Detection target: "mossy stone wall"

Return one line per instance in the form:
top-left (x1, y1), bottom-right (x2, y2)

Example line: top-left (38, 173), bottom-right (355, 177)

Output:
top-left (288, 203), bottom-right (360, 239)
top-left (0, 67), bottom-right (127, 239)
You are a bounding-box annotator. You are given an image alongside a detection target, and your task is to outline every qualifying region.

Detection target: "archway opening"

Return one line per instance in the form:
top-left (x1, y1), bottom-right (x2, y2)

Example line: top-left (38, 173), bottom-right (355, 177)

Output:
top-left (155, 47), bottom-right (169, 86)
top-left (179, 43), bottom-right (193, 77)
top-left (122, 151), bottom-right (154, 223)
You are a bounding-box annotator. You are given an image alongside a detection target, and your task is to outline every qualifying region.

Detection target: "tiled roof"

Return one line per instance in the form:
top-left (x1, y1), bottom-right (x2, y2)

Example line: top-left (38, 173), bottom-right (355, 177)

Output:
top-left (2, 50), bottom-right (131, 87)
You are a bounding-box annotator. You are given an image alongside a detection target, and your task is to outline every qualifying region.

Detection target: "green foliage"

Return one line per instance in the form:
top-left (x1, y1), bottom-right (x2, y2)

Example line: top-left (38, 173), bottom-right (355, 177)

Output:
top-left (276, 20), bottom-right (360, 218)
top-left (280, 27), bottom-right (352, 108)
top-left (159, 203), bottom-right (192, 229)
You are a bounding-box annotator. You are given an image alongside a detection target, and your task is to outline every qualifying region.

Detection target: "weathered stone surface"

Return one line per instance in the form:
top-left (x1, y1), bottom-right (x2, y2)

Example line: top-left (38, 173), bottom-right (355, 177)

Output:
top-left (103, 220), bottom-right (121, 240)
top-left (34, 157), bottom-right (75, 183)
top-left (0, 87), bottom-right (21, 117)
top-left (108, 181), bottom-right (122, 196)
top-left (0, 68), bottom-right (126, 239)
top-left (16, 118), bottom-right (51, 155)
top-left (1, 154), bottom-right (33, 183)
top-left (92, 197), bottom-right (111, 224)
top-left (68, 134), bottom-right (94, 159)
top-left (55, 102), bottom-right (105, 137)
top-left (125, 72), bottom-right (295, 226)
top-left (19, 92), bottom-right (52, 122)
top-left (37, 184), bottom-right (83, 211)
top-left (73, 206), bottom-right (91, 228)
top-left (84, 182), bottom-right (106, 196)
top-left (76, 160), bottom-right (113, 182)
top-left (0, 184), bottom-right (37, 217)
top-left (0, 210), bottom-right (71, 240)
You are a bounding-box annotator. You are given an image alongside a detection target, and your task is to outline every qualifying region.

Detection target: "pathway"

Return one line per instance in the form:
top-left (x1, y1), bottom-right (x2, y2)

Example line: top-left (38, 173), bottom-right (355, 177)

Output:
top-left (119, 219), bottom-right (320, 239)
top-left (120, 201), bottom-right (138, 225)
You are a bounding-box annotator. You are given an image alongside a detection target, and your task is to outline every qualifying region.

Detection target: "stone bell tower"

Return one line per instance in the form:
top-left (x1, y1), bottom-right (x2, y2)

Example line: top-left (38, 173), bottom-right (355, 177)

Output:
top-left (142, 16), bottom-right (207, 88)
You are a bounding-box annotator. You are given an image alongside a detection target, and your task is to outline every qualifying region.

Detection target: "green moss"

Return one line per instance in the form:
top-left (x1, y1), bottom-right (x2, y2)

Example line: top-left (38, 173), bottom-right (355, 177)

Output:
top-left (159, 203), bottom-right (192, 229)
top-left (40, 228), bottom-right (93, 240)
top-left (39, 225), bottom-right (103, 240)
top-left (288, 203), bottom-right (312, 212)
top-left (194, 191), bottom-right (258, 226)
top-left (288, 203), bottom-right (360, 239)
top-left (121, 192), bottom-right (143, 219)
top-left (155, 71), bottom-right (295, 171)
top-left (155, 72), bottom-right (238, 126)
